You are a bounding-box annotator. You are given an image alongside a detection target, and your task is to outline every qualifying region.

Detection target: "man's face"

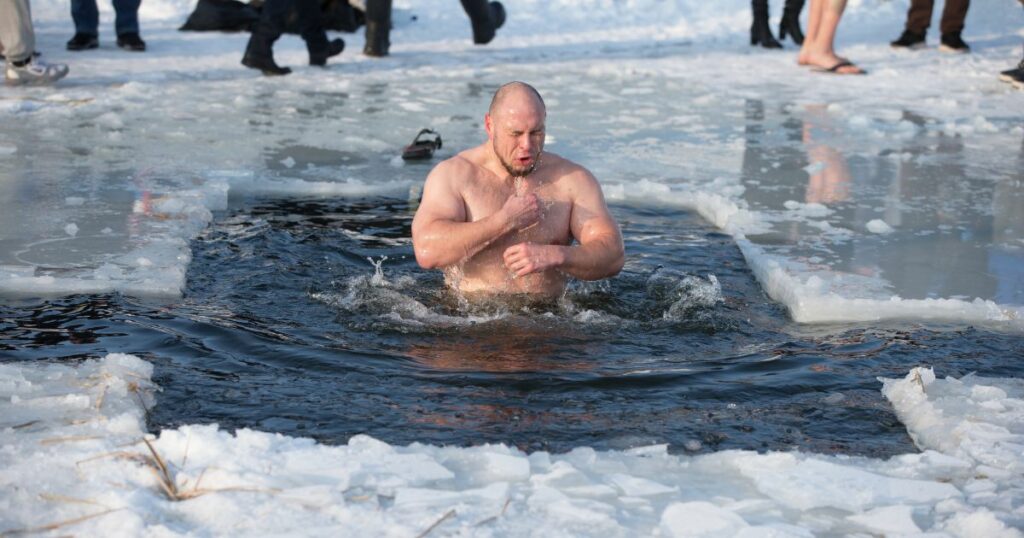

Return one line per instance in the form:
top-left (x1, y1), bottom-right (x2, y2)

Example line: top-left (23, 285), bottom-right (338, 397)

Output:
top-left (487, 96), bottom-right (546, 178)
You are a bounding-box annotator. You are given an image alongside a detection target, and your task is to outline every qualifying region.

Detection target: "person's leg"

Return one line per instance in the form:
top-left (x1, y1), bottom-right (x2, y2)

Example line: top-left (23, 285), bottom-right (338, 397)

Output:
top-left (0, 0), bottom-right (35, 63)
top-left (298, 0), bottom-right (344, 65)
top-left (779, 0), bottom-right (805, 45)
top-left (891, 0), bottom-right (930, 48)
top-left (67, 0), bottom-right (100, 49)
top-left (363, 0), bottom-right (392, 56)
top-left (799, 0), bottom-right (862, 73)
top-left (999, 5), bottom-right (1024, 88)
top-left (905, 0), bottom-right (935, 34)
top-left (71, 0), bottom-right (100, 36)
top-left (295, 0), bottom-right (327, 55)
top-left (797, 0), bottom-right (824, 63)
top-left (113, 0), bottom-right (146, 50)
top-left (751, 0), bottom-right (783, 48)
top-left (242, 0), bottom-right (291, 75)
top-left (113, 0), bottom-right (141, 36)
top-left (936, 0), bottom-right (969, 52)
top-left (938, 0), bottom-right (968, 35)
top-left (3, 0), bottom-right (69, 85)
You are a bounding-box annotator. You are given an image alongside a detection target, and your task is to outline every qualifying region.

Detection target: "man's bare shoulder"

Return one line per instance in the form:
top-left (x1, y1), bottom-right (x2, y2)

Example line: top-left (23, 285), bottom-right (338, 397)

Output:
top-left (427, 145), bottom-right (489, 187)
top-left (541, 152), bottom-right (600, 191)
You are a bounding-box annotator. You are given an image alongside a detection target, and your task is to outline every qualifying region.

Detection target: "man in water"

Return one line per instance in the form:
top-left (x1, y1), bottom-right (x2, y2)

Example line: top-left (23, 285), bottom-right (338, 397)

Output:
top-left (412, 81), bottom-right (625, 300)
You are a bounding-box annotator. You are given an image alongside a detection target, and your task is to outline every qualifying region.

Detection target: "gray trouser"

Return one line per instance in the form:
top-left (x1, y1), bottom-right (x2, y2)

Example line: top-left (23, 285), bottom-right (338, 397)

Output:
top-left (0, 0), bottom-right (35, 63)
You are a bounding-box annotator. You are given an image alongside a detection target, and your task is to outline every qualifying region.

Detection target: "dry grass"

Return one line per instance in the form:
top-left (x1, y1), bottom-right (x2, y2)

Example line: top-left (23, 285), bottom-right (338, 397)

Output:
top-left (0, 96), bottom-right (94, 107)
top-left (1, 508), bottom-right (123, 536)
top-left (474, 498), bottom-right (512, 527)
top-left (416, 508), bottom-right (457, 538)
top-left (140, 437), bottom-right (274, 501)
top-left (39, 435), bottom-right (102, 446)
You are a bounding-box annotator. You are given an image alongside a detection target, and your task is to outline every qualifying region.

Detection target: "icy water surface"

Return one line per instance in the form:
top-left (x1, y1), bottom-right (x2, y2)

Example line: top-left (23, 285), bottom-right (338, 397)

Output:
top-left (4, 197), bottom-right (1022, 457)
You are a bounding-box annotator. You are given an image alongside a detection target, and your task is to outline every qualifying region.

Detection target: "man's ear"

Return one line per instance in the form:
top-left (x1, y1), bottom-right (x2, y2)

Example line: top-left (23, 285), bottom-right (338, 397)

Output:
top-left (484, 114), bottom-right (494, 141)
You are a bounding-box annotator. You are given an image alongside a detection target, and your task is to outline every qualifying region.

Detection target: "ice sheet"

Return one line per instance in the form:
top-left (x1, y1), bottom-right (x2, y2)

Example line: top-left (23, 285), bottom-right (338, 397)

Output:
top-left (2, 354), bottom-right (1022, 536)
top-left (4, 1), bottom-right (1022, 326)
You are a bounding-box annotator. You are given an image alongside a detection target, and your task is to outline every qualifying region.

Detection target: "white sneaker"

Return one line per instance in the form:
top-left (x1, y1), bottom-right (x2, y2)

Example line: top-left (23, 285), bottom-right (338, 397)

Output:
top-left (5, 58), bottom-right (69, 86)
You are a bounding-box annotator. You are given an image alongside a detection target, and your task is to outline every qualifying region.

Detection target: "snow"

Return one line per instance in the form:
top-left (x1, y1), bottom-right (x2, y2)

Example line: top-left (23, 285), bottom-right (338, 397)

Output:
top-left (2, 0), bottom-right (1024, 535)
top-left (866, 218), bottom-right (894, 234)
top-left (3, 355), bottom-right (1023, 535)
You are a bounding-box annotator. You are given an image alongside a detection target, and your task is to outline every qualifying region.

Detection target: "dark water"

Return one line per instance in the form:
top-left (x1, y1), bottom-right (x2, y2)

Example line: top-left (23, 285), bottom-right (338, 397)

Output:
top-left (2, 198), bottom-right (1022, 457)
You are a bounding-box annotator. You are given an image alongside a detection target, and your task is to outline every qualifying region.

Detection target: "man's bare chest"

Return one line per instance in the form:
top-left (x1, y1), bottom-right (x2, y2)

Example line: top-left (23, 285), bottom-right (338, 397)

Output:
top-left (463, 181), bottom-right (573, 247)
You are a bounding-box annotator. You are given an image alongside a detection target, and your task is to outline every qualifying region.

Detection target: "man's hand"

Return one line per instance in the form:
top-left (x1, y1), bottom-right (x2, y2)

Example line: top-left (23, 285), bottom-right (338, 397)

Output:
top-left (503, 242), bottom-right (565, 277)
top-left (500, 193), bottom-right (541, 232)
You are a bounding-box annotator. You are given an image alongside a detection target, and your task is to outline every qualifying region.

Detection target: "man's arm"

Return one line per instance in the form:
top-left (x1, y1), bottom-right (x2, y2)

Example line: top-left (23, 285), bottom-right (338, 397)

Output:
top-left (503, 170), bottom-right (624, 280)
top-left (412, 159), bottom-right (541, 269)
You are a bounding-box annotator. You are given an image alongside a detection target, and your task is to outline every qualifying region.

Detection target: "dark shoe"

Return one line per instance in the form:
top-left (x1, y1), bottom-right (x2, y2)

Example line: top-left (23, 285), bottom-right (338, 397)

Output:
top-left (310, 38), bottom-right (344, 66)
top-left (66, 33), bottom-right (99, 51)
top-left (750, 0), bottom-right (782, 49)
top-left (402, 129), bottom-right (442, 160)
top-left (242, 54), bottom-right (291, 76)
top-left (939, 32), bottom-right (970, 54)
top-left (116, 33), bottom-right (146, 52)
top-left (364, 22), bottom-right (390, 57)
top-left (778, 11), bottom-right (804, 45)
top-left (491, 1), bottom-right (506, 31)
top-left (750, 21), bottom-right (782, 48)
top-left (1000, 57), bottom-right (1024, 89)
top-left (465, 0), bottom-right (505, 45)
top-left (890, 30), bottom-right (926, 49)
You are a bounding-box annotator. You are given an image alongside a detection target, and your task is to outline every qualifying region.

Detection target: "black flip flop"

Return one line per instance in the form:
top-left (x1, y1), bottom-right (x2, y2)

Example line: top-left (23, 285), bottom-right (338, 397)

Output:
top-left (402, 129), bottom-right (443, 160)
top-left (812, 60), bottom-right (867, 75)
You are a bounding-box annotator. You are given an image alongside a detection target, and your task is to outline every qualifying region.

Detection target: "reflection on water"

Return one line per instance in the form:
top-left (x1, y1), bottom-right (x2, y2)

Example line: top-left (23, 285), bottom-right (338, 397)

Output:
top-left (802, 105), bottom-right (850, 206)
top-left (740, 98), bottom-right (1024, 304)
top-left (406, 329), bottom-right (597, 373)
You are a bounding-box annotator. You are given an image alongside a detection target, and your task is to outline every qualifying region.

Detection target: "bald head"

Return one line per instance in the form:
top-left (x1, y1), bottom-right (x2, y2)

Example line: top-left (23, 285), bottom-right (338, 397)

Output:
top-left (488, 82), bottom-right (546, 118)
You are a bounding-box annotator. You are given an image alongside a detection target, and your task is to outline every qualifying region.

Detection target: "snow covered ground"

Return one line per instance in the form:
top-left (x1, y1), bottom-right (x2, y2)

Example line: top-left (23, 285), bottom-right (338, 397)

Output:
top-left (2, 0), bottom-right (1023, 535)
top-left (2, 354), bottom-right (1022, 536)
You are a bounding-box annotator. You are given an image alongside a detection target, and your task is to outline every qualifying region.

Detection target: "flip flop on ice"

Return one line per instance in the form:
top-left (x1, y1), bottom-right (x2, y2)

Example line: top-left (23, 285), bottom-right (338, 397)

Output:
top-left (811, 59), bottom-right (866, 75)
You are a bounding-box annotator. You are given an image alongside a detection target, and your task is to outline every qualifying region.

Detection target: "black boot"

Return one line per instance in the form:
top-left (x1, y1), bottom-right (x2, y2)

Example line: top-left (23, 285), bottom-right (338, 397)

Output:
top-left (778, 0), bottom-right (804, 45)
top-left (242, 52), bottom-right (291, 75)
top-left (242, 30), bottom-right (291, 75)
top-left (461, 0), bottom-right (505, 45)
top-left (242, 1), bottom-right (291, 76)
top-left (363, 0), bottom-right (392, 57)
top-left (310, 38), bottom-right (345, 66)
top-left (751, 0), bottom-right (782, 49)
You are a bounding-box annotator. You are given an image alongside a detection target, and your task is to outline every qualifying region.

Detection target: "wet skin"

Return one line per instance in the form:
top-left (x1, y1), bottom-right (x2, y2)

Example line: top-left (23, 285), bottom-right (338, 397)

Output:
top-left (412, 85), bottom-right (624, 300)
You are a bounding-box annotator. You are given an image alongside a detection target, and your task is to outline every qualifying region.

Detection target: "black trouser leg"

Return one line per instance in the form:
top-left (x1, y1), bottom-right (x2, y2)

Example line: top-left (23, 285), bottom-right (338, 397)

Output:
top-left (363, 0), bottom-right (392, 56)
top-left (905, 0), bottom-right (935, 34)
top-left (296, 0), bottom-right (328, 57)
top-left (245, 0), bottom-right (288, 62)
top-left (939, 0), bottom-right (970, 35)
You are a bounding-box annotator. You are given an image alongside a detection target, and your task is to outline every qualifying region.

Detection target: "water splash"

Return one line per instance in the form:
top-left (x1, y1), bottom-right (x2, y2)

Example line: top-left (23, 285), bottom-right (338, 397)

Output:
top-left (367, 256), bottom-right (389, 287)
top-left (646, 268), bottom-right (723, 321)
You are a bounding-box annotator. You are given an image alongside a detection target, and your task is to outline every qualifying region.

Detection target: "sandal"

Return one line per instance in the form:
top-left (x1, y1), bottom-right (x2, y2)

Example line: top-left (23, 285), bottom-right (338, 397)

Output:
top-left (812, 60), bottom-right (866, 75)
top-left (402, 129), bottom-right (443, 160)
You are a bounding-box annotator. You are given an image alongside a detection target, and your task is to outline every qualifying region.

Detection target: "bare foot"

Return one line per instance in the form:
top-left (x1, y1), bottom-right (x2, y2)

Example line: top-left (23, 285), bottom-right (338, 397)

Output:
top-left (798, 49), bottom-right (852, 66)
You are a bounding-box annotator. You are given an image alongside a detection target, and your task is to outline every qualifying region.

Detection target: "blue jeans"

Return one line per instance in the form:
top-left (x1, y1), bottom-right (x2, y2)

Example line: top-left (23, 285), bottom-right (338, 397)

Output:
top-left (71, 0), bottom-right (141, 36)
